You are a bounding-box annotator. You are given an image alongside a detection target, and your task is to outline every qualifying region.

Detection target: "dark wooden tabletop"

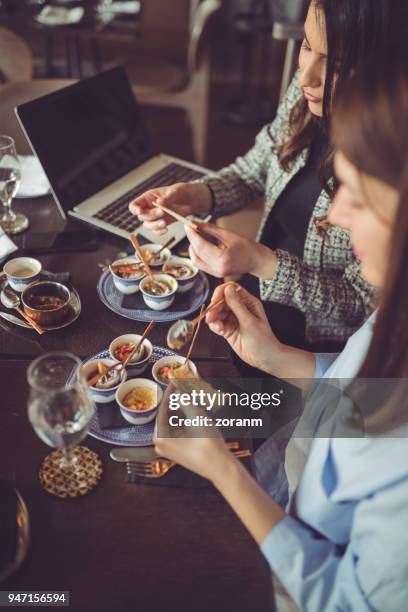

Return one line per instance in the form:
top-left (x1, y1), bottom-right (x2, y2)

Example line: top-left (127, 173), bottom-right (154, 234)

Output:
top-left (0, 196), bottom-right (275, 611)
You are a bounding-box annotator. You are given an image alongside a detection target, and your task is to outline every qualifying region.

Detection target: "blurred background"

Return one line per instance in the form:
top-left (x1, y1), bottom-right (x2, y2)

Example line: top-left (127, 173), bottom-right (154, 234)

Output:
top-left (0, 0), bottom-right (307, 170)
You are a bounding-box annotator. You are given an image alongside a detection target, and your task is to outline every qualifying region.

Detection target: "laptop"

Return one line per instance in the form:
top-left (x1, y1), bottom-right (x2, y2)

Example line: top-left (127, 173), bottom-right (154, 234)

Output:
top-left (15, 66), bottom-right (211, 246)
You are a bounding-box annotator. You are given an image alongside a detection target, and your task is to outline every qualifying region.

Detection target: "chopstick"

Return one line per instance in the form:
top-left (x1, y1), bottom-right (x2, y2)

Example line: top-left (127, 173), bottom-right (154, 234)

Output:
top-left (88, 321), bottom-right (156, 387)
top-left (129, 234), bottom-right (154, 278)
top-left (153, 199), bottom-right (199, 231)
top-left (184, 304), bottom-right (205, 364)
top-left (191, 286), bottom-right (242, 326)
top-left (157, 235), bottom-right (176, 254)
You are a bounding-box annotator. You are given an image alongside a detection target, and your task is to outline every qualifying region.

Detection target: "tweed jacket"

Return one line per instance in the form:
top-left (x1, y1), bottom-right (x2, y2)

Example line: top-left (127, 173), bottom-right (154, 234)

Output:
top-left (203, 72), bottom-right (375, 344)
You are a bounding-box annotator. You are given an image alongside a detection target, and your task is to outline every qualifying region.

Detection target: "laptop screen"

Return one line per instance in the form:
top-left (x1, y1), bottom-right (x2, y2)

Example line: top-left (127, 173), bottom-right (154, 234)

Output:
top-left (16, 67), bottom-right (152, 215)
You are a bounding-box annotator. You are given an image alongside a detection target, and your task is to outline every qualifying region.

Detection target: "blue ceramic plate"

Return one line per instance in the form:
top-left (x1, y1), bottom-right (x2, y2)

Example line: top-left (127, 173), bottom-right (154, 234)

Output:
top-left (85, 346), bottom-right (176, 446)
top-left (97, 269), bottom-right (210, 323)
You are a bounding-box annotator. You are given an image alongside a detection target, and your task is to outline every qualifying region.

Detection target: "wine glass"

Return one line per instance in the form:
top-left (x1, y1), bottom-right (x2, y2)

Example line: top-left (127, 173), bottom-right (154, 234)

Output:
top-left (0, 135), bottom-right (29, 235)
top-left (27, 352), bottom-right (103, 499)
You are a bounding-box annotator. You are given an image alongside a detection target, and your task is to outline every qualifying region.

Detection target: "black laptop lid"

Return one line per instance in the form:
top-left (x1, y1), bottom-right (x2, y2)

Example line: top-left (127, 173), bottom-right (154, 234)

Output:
top-left (16, 66), bottom-right (152, 214)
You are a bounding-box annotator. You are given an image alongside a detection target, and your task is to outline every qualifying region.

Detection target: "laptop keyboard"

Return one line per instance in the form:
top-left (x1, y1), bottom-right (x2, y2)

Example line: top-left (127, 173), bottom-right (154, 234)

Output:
top-left (93, 162), bottom-right (205, 233)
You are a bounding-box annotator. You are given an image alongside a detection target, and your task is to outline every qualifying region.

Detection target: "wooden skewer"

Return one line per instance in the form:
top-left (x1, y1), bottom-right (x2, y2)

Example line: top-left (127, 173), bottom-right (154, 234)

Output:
top-left (184, 304), bottom-right (205, 364)
top-left (153, 200), bottom-right (199, 230)
top-left (191, 286), bottom-right (242, 326)
top-left (157, 235), bottom-right (176, 255)
top-left (88, 320), bottom-right (156, 388)
top-left (129, 234), bottom-right (154, 278)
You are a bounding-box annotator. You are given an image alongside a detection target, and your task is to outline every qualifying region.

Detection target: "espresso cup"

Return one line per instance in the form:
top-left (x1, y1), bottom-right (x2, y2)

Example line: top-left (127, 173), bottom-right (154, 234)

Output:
top-left (3, 257), bottom-right (42, 292)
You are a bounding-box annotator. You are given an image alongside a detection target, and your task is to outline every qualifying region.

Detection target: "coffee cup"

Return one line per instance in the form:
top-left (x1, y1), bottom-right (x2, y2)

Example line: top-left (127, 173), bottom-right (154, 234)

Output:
top-left (3, 257), bottom-right (42, 292)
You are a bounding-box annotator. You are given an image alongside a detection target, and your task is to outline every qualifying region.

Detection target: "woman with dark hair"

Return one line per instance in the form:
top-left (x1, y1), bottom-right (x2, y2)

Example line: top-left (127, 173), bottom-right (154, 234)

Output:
top-left (153, 55), bottom-right (408, 611)
top-left (129, 0), bottom-right (399, 353)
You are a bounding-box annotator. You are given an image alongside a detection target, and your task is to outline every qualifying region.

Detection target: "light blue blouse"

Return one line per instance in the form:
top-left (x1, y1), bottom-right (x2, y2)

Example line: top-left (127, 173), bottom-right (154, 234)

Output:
top-left (260, 313), bottom-right (408, 611)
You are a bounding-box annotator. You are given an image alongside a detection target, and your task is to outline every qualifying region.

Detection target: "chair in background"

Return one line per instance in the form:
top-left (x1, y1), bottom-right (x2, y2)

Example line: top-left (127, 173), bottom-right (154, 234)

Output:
top-left (0, 27), bottom-right (74, 154)
top-left (125, 0), bottom-right (222, 166)
top-left (271, 0), bottom-right (307, 100)
top-left (0, 25), bottom-right (33, 83)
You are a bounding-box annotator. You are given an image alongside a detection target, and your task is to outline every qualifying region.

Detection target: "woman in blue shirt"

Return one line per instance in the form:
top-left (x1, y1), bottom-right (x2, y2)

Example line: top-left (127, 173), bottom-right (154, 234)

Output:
top-left (154, 56), bottom-right (408, 610)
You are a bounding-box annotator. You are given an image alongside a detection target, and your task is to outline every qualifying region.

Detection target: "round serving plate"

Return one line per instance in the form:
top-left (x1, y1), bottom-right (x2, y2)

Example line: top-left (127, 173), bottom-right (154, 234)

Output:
top-left (0, 285), bottom-right (81, 331)
top-left (97, 269), bottom-right (210, 323)
top-left (84, 345), bottom-right (176, 446)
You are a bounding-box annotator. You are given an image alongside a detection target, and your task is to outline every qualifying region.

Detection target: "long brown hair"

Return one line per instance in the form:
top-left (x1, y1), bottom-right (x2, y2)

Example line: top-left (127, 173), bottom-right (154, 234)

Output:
top-left (278, 0), bottom-right (393, 192)
top-left (332, 56), bottom-right (408, 432)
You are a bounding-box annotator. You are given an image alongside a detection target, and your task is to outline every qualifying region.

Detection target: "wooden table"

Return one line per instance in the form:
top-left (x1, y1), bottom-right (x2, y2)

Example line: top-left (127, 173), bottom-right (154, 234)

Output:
top-left (0, 196), bottom-right (275, 611)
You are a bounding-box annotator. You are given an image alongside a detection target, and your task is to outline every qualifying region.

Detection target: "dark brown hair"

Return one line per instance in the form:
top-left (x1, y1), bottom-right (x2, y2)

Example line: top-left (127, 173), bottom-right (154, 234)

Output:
top-left (332, 55), bottom-right (408, 432)
top-left (278, 0), bottom-right (393, 192)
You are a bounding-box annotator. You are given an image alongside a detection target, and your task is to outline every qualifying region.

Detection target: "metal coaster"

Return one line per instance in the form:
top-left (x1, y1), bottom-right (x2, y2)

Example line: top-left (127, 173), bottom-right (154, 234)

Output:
top-left (38, 446), bottom-right (103, 499)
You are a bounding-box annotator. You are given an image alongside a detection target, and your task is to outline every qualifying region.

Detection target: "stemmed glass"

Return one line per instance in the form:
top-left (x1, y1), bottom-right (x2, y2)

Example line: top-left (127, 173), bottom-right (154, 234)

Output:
top-left (27, 352), bottom-right (103, 499)
top-left (0, 135), bottom-right (29, 234)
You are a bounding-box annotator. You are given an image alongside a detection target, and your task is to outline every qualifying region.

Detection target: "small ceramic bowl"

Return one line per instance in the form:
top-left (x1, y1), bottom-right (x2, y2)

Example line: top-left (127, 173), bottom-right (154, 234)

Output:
top-left (163, 256), bottom-right (199, 293)
top-left (152, 355), bottom-right (198, 387)
top-left (109, 257), bottom-right (145, 295)
top-left (109, 333), bottom-right (153, 377)
top-left (3, 257), bottom-right (42, 292)
top-left (21, 281), bottom-right (71, 325)
top-left (81, 358), bottom-right (127, 404)
top-left (139, 274), bottom-right (178, 311)
top-left (115, 378), bottom-right (163, 425)
top-left (140, 244), bottom-right (171, 269)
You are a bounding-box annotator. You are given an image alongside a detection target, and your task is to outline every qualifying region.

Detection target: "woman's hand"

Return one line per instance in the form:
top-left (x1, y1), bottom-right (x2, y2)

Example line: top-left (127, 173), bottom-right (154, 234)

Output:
top-left (185, 223), bottom-right (278, 279)
top-left (153, 383), bottom-right (235, 484)
top-left (206, 283), bottom-right (284, 374)
top-left (128, 182), bottom-right (212, 236)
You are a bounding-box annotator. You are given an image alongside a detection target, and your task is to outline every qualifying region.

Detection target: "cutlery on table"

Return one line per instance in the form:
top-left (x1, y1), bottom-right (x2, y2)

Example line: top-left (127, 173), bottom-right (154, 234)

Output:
top-left (0, 310), bottom-right (32, 329)
top-left (125, 449), bottom-right (252, 479)
top-left (1, 286), bottom-right (46, 334)
top-left (110, 440), bottom-right (240, 463)
top-left (88, 320), bottom-right (156, 387)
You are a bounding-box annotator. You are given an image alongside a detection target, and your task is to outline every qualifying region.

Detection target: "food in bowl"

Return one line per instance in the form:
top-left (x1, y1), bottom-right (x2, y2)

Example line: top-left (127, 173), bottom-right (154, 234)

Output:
top-left (113, 342), bottom-right (145, 363)
top-left (152, 355), bottom-right (198, 387)
top-left (21, 281), bottom-right (71, 324)
top-left (140, 274), bottom-right (178, 311)
top-left (164, 262), bottom-right (195, 280)
top-left (109, 257), bottom-right (145, 295)
top-left (109, 334), bottom-right (153, 377)
top-left (29, 295), bottom-right (65, 310)
top-left (156, 362), bottom-right (182, 383)
top-left (123, 386), bottom-right (157, 411)
top-left (111, 262), bottom-right (144, 279)
top-left (88, 361), bottom-right (121, 390)
top-left (81, 358), bottom-right (126, 403)
top-left (143, 278), bottom-right (173, 297)
top-left (163, 257), bottom-right (198, 293)
top-left (140, 244), bottom-right (171, 267)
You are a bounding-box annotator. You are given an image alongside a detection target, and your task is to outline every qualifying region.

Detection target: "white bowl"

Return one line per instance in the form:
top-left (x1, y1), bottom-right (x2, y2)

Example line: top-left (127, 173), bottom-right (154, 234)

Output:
top-left (152, 355), bottom-right (198, 387)
top-left (163, 256), bottom-right (199, 293)
top-left (139, 274), bottom-right (178, 311)
top-left (3, 257), bottom-right (42, 292)
top-left (116, 378), bottom-right (163, 425)
top-left (109, 257), bottom-right (145, 295)
top-left (140, 244), bottom-right (171, 269)
top-left (81, 358), bottom-right (127, 404)
top-left (109, 334), bottom-right (153, 377)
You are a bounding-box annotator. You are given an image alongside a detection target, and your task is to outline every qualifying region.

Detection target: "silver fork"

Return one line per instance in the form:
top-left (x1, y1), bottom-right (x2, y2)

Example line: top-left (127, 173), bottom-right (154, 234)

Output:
top-left (126, 450), bottom-right (252, 480)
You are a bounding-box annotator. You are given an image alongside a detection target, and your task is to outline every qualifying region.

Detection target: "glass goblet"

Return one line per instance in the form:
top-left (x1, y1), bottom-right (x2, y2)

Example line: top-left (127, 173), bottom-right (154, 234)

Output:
top-left (27, 352), bottom-right (103, 499)
top-left (0, 135), bottom-right (29, 235)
